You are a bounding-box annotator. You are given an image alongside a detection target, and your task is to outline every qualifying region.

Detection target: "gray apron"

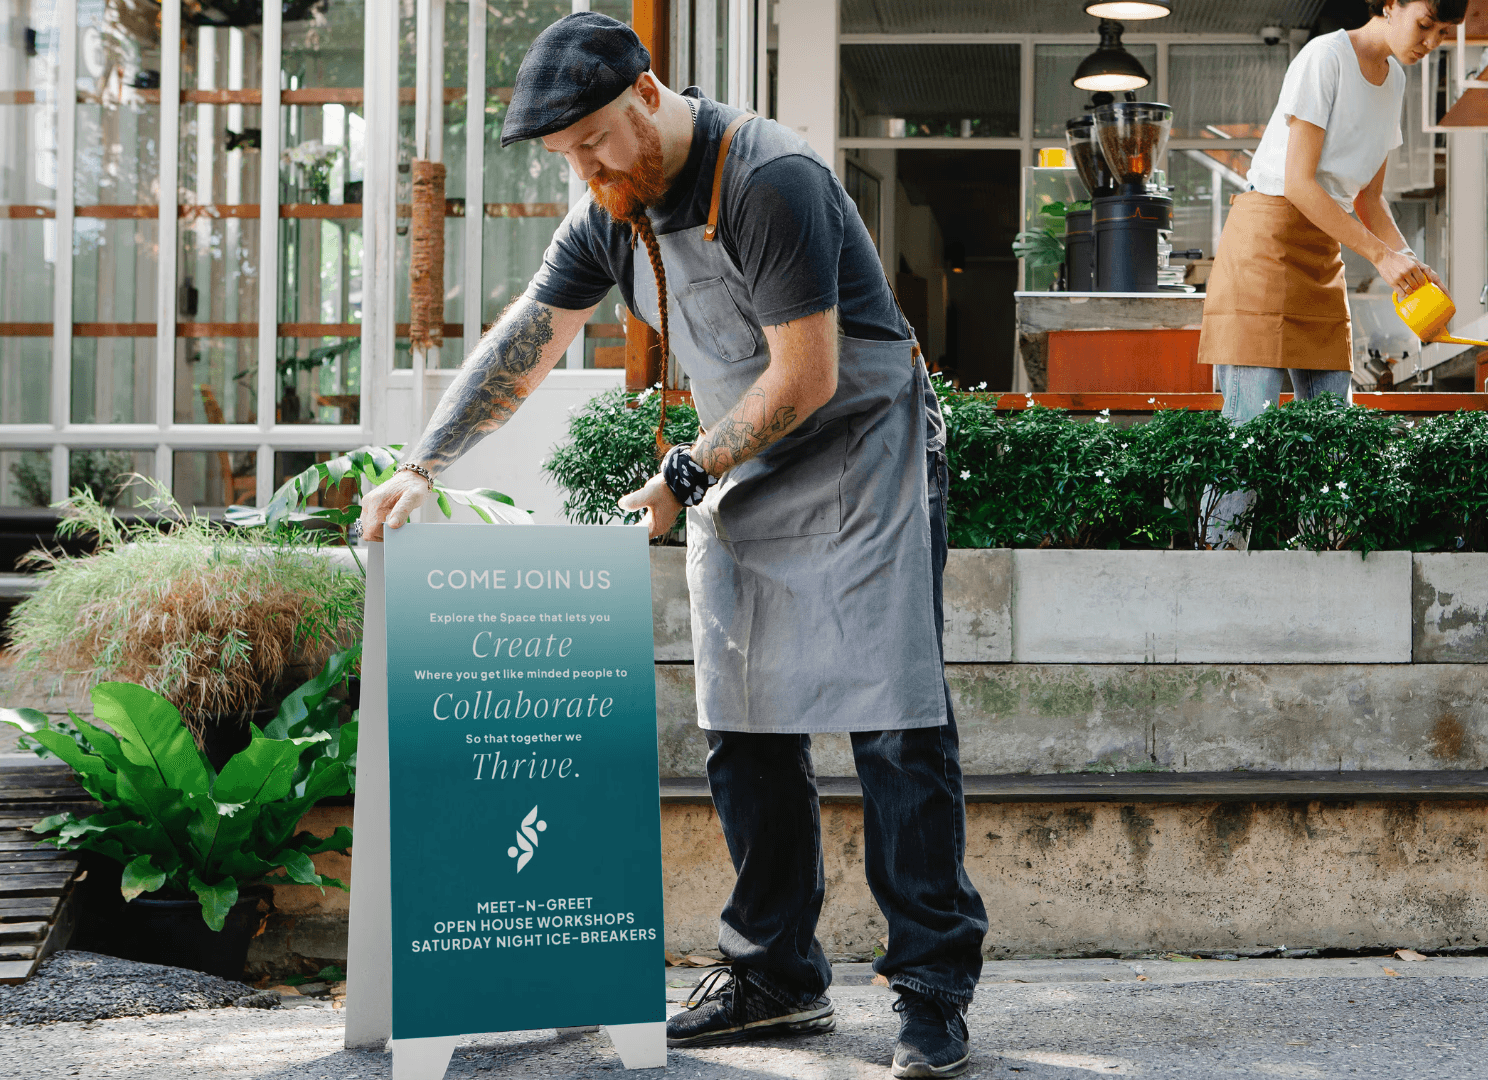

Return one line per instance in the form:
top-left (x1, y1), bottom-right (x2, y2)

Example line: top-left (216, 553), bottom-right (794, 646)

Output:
top-left (631, 129), bottom-right (945, 734)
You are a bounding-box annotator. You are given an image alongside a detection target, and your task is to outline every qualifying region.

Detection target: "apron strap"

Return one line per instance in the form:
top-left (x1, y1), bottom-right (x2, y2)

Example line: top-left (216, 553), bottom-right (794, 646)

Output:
top-left (704, 114), bottom-right (754, 242)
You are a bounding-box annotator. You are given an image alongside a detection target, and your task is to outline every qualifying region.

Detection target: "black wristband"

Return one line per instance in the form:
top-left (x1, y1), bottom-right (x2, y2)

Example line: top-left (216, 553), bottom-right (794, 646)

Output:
top-left (661, 444), bottom-right (717, 507)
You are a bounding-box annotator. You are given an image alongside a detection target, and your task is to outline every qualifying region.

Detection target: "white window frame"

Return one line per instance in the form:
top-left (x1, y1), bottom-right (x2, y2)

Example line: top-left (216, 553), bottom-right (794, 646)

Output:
top-left (4, 0), bottom-right (398, 508)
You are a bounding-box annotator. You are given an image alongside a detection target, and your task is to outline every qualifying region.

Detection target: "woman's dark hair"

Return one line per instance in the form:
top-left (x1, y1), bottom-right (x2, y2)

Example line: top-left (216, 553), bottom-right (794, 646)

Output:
top-left (1367, 0), bottom-right (1469, 21)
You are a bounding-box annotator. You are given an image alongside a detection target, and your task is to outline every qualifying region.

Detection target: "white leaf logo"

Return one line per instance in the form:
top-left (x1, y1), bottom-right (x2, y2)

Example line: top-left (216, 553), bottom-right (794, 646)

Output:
top-left (506, 805), bottom-right (548, 872)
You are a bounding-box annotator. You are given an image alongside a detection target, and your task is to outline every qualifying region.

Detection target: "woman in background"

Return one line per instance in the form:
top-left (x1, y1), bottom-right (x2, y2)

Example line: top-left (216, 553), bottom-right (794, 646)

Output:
top-left (1197, 0), bottom-right (1464, 544)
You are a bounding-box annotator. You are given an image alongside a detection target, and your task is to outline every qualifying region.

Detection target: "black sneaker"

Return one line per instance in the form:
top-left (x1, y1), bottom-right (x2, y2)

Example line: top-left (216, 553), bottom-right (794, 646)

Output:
top-left (666, 966), bottom-right (835, 1048)
top-left (891, 989), bottom-right (971, 1078)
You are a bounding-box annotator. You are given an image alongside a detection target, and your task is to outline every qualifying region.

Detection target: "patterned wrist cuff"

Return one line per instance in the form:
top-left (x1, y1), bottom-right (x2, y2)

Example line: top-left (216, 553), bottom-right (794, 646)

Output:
top-left (662, 444), bottom-right (717, 508)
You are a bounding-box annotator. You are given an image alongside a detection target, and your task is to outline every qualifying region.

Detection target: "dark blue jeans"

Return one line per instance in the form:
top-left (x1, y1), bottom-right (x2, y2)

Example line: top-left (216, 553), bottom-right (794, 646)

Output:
top-left (703, 452), bottom-right (988, 1006)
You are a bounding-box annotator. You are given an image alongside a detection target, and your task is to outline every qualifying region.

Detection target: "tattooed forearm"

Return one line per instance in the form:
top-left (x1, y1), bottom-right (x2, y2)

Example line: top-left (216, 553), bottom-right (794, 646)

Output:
top-left (690, 387), bottom-right (801, 476)
top-left (409, 300), bottom-right (555, 472)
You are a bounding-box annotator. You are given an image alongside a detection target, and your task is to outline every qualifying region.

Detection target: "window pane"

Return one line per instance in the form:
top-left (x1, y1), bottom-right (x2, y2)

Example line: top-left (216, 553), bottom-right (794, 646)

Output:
top-left (1, 0), bottom-right (61, 207)
top-left (0, 449), bottom-right (51, 507)
top-left (72, 218), bottom-right (156, 423)
top-left (177, 23), bottom-right (263, 425)
top-left (1033, 43), bottom-right (1158, 139)
top-left (1168, 44), bottom-right (1286, 140)
top-left (65, 448), bottom-right (152, 506)
top-left (275, 335), bottom-right (360, 425)
top-left (840, 45), bottom-right (1020, 139)
top-left (0, 220), bottom-right (53, 423)
top-left (173, 448), bottom-right (256, 509)
top-left (1168, 150), bottom-right (1245, 266)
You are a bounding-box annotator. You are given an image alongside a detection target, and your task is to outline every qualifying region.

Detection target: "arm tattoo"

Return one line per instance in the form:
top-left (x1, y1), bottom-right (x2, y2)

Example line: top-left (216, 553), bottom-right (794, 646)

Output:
top-left (408, 301), bottom-right (555, 472)
top-left (690, 387), bottom-right (800, 476)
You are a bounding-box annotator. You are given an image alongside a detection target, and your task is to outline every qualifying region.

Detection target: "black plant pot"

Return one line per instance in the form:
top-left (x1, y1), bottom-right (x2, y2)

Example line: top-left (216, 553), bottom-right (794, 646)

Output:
top-left (198, 704), bottom-right (277, 772)
top-left (118, 885), bottom-right (272, 979)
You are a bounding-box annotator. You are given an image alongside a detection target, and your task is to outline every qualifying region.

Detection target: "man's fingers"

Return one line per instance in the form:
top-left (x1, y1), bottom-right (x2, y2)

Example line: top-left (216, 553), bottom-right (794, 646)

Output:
top-left (618, 490), bottom-right (644, 511)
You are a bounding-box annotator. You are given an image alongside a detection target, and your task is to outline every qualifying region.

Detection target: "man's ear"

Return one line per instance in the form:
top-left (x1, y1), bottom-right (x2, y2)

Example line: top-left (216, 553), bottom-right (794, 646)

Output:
top-left (633, 71), bottom-right (662, 113)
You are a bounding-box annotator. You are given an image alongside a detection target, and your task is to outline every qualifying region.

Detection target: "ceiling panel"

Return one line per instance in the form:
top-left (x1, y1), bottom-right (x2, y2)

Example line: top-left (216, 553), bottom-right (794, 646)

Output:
top-left (841, 43), bottom-right (1021, 129)
top-left (841, 0), bottom-right (1333, 36)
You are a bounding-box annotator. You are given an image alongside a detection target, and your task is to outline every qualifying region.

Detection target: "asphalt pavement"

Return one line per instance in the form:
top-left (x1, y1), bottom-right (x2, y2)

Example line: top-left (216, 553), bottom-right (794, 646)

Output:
top-left (3, 955), bottom-right (1487, 1079)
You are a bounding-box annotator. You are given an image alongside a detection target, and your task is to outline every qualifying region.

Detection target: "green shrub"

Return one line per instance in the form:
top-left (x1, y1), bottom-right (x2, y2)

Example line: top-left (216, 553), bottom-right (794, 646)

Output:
top-left (546, 377), bottom-right (1488, 554)
top-left (1396, 410), bottom-right (1488, 551)
top-left (1234, 395), bottom-right (1410, 553)
top-left (543, 387), bottom-right (699, 527)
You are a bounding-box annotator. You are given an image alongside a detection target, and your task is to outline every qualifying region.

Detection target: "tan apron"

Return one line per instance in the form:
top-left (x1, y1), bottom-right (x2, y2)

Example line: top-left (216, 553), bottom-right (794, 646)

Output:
top-left (1197, 191), bottom-right (1353, 371)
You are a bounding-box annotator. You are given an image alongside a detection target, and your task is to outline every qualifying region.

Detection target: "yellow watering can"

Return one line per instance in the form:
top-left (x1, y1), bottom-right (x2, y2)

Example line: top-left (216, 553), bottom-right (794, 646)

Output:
top-left (1393, 283), bottom-right (1488, 348)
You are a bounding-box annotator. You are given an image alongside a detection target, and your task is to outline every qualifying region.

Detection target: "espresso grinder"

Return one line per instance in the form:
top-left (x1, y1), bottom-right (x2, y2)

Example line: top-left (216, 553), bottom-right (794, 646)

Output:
top-left (1063, 113), bottom-right (1113, 293)
top-left (1091, 101), bottom-right (1173, 292)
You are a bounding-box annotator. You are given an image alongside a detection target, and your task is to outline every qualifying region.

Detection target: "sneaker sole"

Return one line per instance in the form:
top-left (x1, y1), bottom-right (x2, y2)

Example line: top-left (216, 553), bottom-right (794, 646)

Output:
top-left (891, 1049), bottom-right (971, 1079)
top-left (666, 1005), bottom-right (836, 1048)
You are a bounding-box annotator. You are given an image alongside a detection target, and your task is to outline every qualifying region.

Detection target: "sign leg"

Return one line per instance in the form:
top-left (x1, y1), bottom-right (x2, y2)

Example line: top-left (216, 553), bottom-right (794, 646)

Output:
top-left (345, 542), bottom-right (393, 1048)
top-left (390, 1035), bottom-right (461, 1080)
top-left (604, 1023), bottom-right (668, 1069)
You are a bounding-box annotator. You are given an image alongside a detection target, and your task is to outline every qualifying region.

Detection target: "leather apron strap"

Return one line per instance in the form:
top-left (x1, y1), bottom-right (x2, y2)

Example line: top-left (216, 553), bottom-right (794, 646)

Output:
top-left (704, 114), bottom-right (754, 243)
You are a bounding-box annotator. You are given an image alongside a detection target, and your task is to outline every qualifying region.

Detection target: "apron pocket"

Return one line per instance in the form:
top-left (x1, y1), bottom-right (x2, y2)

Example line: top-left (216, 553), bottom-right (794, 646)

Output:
top-left (711, 419), bottom-right (847, 541)
top-left (679, 277), bottom-right (758, 362)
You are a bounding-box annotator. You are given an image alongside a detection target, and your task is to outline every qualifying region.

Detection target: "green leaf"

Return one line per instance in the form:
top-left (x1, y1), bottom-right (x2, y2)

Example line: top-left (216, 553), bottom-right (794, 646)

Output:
top-left (297, 825), bottom-right (353, 856)
top-left (121, 854), bottom-right (167, 901)
top-left (263, 647), bottom-right (359, 741)
top-left (32, 812), bottom-right (72, 835)
top-left (0, 707), bottom-right (51, 733)
top-left (275, 848), bottom-right (322, 886)
top-left (214, 732), bottom-right (330, 806)
top-left (189, 872), bottom-right (239, 932)
top-left (90, 683), bottom-right (210, 796)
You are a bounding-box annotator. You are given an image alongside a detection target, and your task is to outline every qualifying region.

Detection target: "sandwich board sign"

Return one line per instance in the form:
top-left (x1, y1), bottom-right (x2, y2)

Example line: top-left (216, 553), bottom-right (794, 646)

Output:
top-left (348, 524), bottom-right (666, 1077)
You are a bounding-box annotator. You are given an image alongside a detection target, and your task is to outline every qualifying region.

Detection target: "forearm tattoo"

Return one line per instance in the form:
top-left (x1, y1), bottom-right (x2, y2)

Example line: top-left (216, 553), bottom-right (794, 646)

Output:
top-left (690, 387), bottom-right (800, 477)
top-left (409, 300), bottom-right (555, 472)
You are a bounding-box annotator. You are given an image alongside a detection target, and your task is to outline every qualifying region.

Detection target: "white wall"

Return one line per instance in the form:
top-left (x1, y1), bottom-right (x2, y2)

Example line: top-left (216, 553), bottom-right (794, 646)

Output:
top-left (776, 0), bottom-right (837, 164)
top-left (379, 368), bottom-right (624, 525)
top-left (1447, 131), bottom-right (1487, 331)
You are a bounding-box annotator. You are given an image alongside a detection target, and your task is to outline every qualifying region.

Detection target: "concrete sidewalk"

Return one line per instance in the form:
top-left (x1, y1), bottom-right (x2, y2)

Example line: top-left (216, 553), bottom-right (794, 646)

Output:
top-left (3, 956), bottom-right (1487, 1079)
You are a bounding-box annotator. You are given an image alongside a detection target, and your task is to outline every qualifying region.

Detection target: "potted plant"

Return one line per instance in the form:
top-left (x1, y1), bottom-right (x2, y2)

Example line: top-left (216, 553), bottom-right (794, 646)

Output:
top-left (2, 680), bottom-right (353, 979)
top-left (5, 483), bottom-right (364, 768)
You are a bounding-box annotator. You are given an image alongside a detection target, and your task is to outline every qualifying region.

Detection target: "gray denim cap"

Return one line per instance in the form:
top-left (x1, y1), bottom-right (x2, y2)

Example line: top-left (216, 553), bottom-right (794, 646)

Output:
top-left (500, 13), bottom-right (651, 148)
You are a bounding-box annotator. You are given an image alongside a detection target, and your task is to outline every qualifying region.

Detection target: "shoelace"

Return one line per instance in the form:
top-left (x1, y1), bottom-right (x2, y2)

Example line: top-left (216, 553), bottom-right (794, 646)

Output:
top-left (893, 992), bottom-right (968, 1039)
top-left (683, 966), bottom-right (737, 1011)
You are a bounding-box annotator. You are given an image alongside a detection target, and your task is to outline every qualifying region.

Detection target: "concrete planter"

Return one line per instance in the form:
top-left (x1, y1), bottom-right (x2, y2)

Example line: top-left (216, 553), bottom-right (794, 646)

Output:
top-left (652, 548), bottom-right (1488, 665)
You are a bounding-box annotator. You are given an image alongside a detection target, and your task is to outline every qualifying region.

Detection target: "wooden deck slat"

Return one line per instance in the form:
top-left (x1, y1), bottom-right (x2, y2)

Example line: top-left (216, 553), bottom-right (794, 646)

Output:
top-left (0, 874), bottom-right (74, 896)
top-left (0, 897), bottom-right (61, 920)
top-left (0, 960), bottom-right (35, 983)
top-left (0, 921), bottom-right (47, 943)
top-left (0, 944), bottom-right (39, 962)
top-left (0, 861), bottom-right (77, 876)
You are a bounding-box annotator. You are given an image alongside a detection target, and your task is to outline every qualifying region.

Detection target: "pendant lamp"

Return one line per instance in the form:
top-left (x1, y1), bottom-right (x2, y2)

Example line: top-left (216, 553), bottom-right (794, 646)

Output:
top-left (1072, 19), bottom-right (1151, 92)
top-left (1083, 1), bottom-right (1171, 18)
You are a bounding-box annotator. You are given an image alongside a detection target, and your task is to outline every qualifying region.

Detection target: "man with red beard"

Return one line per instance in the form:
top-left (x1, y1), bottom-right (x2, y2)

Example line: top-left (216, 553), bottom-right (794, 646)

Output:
top-left (359, 13), bottom-right (986, 1077)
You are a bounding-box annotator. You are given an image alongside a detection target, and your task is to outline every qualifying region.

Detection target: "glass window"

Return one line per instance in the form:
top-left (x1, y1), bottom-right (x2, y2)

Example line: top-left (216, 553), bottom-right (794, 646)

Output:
top-left (173, 448), bottom-right (256, 509)
top-left (840, 45), bottom-right (1020, 139)
top-left (65, 448), bottom-right (153, 506)
top-left (1033, 43), bottom-right (1158, 139)
top-left (72, 0), bottom-right (160, 423)
top-left (0, 450), bottom-right (51, 507)
top-left (177, 22), bottom-right (264, 424)
top-left (1, 0), bottom-right (59, 424)
top-left (1167, 150), bottom-right (1246, 266)
top-left (279, 0), bottom-right (365, 420)
top-left (1167, 44), bottom-right (1287, 140)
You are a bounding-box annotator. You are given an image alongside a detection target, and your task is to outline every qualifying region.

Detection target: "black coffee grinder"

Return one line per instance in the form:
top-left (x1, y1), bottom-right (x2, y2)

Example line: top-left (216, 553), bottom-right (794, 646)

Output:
top-left (1064, 113), bottom-right (1114, 293)
top-left (1092, 101), bottom-right (1173, 293)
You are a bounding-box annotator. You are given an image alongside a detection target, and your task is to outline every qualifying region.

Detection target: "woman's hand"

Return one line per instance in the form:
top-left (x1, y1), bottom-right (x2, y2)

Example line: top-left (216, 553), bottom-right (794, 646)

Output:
top-left (1375, 248), bottom-right (1437, 295)
top-left (357, 469), bottom-right (433, 542)
top-left (618, 474), bottom-right (683, 540)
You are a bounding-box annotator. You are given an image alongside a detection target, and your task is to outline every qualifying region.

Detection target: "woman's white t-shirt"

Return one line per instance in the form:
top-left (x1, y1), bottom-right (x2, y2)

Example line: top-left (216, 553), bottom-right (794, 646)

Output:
top-left (1247, 30), bottom-right (1404, 211)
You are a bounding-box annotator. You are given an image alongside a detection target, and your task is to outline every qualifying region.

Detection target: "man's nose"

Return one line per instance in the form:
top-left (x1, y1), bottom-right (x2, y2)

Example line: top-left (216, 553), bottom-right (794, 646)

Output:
top-left (569, 154), bottom-right (602, 183)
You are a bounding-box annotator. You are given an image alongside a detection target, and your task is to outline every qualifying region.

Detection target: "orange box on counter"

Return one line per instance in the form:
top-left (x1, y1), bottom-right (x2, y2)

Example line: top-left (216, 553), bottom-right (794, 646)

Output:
top-left (1045, 328), bottom-right (1210, 394)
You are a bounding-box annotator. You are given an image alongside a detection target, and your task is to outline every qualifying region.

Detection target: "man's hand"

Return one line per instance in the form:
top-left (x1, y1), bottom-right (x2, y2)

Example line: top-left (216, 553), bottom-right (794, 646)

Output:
top-left (358, 470), bottom-right (433, 542)
top-left (618, 474), bottom-right (683, 539)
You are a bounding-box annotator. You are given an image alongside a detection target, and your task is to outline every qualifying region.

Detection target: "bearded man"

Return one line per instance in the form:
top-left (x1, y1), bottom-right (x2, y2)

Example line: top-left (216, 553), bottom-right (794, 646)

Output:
top-left (358, 13), bottom-right (987, 1077)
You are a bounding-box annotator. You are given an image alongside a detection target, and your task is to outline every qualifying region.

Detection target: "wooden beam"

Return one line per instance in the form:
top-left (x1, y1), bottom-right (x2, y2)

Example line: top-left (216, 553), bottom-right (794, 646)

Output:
top-left (625, 311), bottom-right (664, 392)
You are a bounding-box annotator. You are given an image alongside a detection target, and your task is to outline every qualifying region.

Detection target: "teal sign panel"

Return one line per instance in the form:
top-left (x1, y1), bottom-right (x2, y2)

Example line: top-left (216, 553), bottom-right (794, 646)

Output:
top-left (384, 524), bottom-right (664, 1038)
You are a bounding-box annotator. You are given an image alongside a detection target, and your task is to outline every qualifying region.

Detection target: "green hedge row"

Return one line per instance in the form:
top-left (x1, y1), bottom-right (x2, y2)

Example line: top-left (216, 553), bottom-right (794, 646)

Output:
top-left (544, 383), bottom-right (1488, 553)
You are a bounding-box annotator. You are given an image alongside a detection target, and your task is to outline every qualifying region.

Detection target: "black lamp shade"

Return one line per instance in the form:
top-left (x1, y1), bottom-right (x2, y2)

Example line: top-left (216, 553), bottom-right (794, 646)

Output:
top-left (1084, 1), bottom-right (1172, 18)
top-left (1072, 19), bottom-right (1152, 92)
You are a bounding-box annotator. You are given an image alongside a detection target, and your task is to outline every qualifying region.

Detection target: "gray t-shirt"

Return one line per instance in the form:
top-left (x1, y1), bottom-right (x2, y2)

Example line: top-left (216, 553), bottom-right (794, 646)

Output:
top-left (525, 91), bottom-right (908, 340)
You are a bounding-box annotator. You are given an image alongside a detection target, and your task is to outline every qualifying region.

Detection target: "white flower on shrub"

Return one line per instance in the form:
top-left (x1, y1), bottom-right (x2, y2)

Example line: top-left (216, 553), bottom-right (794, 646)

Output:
top-left (280, 140), bottom-right (342, 170)
top-left (960, 469), bottom-right (971, 480)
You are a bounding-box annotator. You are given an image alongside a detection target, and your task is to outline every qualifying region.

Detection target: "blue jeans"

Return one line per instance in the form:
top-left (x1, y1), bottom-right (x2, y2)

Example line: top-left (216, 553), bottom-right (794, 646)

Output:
top-left (1207, 365), bottom-right (1354, 547)
top-left (702, 452), bottom-right (988, 1007)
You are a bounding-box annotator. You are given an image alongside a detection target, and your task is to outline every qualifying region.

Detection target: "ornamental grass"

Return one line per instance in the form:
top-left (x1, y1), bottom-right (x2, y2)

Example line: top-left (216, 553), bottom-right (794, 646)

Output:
top-left (6, 484), bottom-right (363, 740)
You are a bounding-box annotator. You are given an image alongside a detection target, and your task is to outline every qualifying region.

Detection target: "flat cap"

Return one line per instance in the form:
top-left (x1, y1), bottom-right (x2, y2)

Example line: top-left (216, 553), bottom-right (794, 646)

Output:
top-left (500, 13), bottom-right (651, 147)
